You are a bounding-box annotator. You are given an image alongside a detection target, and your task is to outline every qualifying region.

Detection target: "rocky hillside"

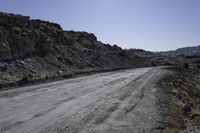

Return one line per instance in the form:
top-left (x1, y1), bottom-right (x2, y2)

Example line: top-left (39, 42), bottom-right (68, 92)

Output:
top-left (128, 47), bottom-right (200, 69)
top-left (126, 49), bottom-right (171, 66)
top-left (126, 49), bottom-right (156, 58)
top-left (0, 12), bottom-right (149, 88)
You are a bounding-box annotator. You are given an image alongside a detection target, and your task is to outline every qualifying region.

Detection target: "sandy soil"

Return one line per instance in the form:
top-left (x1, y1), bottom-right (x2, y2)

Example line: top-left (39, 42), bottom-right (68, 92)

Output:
top-left (0, 67), bottom-right (168, 133)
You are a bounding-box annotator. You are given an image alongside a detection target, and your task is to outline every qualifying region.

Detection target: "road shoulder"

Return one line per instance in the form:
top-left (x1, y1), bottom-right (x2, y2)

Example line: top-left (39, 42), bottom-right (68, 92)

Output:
top-left (159, 67), bottom-right (200, 133)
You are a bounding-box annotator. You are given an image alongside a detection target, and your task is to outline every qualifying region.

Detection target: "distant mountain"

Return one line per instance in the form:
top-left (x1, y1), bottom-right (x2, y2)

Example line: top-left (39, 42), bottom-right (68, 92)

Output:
top-left (158, 45), bottom-right (200, 57)
top-left (128, 46), bottom-right (200, 57)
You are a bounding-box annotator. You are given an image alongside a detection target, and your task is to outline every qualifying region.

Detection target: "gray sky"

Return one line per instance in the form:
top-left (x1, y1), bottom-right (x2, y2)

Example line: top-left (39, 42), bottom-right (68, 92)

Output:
top-left (1, 0), bottom-right (200, 51)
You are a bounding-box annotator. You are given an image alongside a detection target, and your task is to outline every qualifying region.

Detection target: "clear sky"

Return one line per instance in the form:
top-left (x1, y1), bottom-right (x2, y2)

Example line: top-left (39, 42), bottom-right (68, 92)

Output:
top-left (1, 0), bottom-right (200, 51)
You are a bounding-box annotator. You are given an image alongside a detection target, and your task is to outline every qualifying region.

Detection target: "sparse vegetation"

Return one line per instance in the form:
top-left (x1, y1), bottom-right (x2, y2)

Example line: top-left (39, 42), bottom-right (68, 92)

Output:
top-left (160, 66), bottom-right (200, 133)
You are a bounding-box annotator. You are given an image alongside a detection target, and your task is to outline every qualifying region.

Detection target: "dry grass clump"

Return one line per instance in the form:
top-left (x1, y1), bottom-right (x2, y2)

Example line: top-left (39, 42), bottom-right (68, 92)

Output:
top-left (189, 110), bottom-right (200, 119)
top-left (163, 128), bottom-right (184, 133)
top-left (163, 103), bottom-right (183, 133)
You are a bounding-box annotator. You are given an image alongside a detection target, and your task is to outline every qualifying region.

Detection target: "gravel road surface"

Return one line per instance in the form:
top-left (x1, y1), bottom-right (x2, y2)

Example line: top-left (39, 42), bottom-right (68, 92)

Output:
top-left (0, 67), bottom-right (168, 133)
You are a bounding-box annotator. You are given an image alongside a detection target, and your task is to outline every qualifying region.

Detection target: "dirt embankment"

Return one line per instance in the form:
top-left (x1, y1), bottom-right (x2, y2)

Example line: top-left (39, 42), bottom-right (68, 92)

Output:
top-left (159, 67), bottom-right (200, 133)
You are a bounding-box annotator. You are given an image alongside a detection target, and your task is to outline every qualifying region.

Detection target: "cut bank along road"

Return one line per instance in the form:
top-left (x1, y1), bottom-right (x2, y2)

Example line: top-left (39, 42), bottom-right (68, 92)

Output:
top-left (0, 67), bottom-right (168, 133)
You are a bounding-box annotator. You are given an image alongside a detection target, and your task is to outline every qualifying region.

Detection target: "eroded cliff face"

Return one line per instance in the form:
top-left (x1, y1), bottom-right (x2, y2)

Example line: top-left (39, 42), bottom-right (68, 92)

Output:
top-left (0, 12), bottom-right (149, 88)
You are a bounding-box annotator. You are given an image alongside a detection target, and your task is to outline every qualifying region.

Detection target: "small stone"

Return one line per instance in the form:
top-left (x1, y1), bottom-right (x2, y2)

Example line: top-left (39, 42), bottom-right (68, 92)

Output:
top-left (181, 105), bottom-right (192, 115)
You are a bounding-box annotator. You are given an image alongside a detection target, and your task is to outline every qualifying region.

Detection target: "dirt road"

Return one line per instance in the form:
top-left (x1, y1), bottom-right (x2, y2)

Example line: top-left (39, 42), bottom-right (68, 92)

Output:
top-left (0, 67), bottom-right (168, 133)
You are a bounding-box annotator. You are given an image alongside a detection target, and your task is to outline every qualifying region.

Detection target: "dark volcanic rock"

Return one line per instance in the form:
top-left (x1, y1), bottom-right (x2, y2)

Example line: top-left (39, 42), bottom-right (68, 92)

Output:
top-left (0, 12), bottom-right (150, 88)
top-left (182, 105), bottom-right (192, 116)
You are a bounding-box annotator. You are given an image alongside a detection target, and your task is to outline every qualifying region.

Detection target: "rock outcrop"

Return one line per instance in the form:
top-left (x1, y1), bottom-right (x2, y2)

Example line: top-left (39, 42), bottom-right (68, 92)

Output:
top-left (0, 12), bottom-right (149, 88)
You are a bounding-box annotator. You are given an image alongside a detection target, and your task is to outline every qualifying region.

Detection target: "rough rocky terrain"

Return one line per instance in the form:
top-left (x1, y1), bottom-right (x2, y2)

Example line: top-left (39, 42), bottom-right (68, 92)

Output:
top-left (159, 67), bottom-right (200, 133)
top-left (0, 12), bottom-right (151, 89)
top-left (0, 67), bottom-right (169, 133)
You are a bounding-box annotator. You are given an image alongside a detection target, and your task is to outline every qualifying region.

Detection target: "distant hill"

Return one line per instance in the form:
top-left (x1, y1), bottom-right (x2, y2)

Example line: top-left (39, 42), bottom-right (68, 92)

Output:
top-left (128, 46), bottom-right (200, 57)
top-left (127, 46), bottom-right (200, 68)
top-left (158, 45), bottom-right (200, 57)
